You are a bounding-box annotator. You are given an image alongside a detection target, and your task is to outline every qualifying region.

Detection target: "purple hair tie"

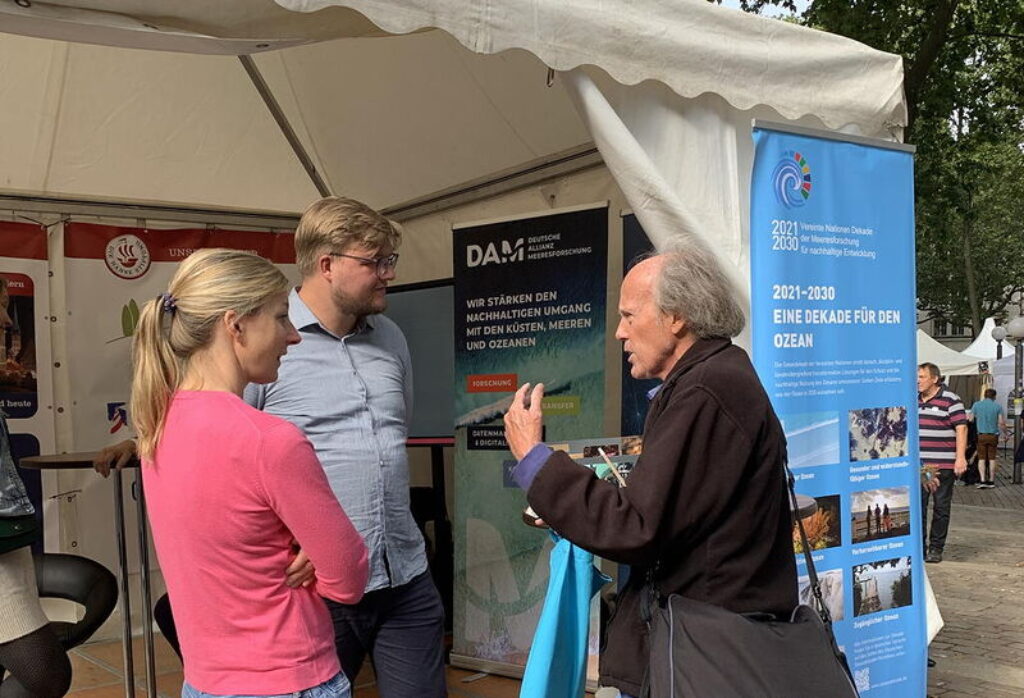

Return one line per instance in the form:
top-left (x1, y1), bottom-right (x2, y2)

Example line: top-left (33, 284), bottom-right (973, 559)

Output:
top-left (160, 292), bottom-right (178, 315)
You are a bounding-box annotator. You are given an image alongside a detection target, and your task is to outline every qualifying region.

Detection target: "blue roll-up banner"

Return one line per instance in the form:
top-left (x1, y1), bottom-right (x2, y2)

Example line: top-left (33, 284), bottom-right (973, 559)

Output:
top-left (750, 125), bottom-right (923, 696)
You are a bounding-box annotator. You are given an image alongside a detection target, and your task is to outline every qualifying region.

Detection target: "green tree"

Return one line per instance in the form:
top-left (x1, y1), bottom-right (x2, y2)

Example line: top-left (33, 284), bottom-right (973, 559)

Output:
top-left (916, 138), bottom-right (1024, 330)
top-left (713, 0), bottom-right (1024, 335)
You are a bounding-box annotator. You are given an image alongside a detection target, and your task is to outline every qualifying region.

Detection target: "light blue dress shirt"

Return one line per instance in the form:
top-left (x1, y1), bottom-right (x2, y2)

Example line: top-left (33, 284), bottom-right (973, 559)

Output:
top-left (244, 289), bottom-right (427, 592)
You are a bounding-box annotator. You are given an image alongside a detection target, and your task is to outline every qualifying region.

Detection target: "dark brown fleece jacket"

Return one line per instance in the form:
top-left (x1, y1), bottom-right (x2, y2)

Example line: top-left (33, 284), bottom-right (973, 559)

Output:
top-left (527, 338), bottom-right (798, 695)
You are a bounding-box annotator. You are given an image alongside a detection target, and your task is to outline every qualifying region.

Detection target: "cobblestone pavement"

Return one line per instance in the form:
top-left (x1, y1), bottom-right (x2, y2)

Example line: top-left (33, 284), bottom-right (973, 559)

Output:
top-left (927, 450), bottom-right (1024, 697)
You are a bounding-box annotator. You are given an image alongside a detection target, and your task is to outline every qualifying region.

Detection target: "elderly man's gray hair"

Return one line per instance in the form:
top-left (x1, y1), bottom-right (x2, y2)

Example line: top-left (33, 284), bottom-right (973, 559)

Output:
top-left (654, 244), bottom-right (746, 339)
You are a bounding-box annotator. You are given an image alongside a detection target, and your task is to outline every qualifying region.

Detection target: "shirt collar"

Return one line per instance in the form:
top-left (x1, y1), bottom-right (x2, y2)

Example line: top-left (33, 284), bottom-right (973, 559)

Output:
top-left (646, 384), bottom-right (662, 401)
top-left (288, 287), bottom-right (319, 330)
top-left (288, 287), bottom-right (376, 335)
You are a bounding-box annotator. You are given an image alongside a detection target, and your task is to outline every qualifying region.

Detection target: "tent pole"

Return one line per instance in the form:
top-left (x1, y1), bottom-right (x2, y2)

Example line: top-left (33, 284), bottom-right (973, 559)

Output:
top-left (238, 55), bottom-right (332, 198)
top-left (0, 193), bottom-right (298, 229)
top-left (383, 144), bottom-right (602, 221)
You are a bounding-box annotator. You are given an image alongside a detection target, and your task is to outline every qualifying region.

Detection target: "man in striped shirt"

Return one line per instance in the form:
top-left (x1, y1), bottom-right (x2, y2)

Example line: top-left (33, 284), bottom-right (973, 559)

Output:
top-left (918, 362), bottom-right (968, 563)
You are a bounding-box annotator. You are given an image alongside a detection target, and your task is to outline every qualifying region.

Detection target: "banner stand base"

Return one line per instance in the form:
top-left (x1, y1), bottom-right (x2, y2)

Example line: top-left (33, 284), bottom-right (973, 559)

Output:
top-left (448, 654), bottom-right (599, 693)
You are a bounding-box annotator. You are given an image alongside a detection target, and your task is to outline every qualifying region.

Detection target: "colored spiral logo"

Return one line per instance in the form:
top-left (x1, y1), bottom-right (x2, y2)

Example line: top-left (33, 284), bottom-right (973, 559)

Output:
top-left (772, 151), bottom-right (812, 208)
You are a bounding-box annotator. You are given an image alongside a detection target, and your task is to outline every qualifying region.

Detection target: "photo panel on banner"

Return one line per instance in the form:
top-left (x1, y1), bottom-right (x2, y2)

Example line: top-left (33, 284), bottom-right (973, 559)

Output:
top-left (750, 124), bottom-right (924, 696)
top-left (59, 222), bottom-right (297, 577)
top-left (451, 204), bottom-right (608, 674)
top-left (1, 221), bottom-right (56, 552)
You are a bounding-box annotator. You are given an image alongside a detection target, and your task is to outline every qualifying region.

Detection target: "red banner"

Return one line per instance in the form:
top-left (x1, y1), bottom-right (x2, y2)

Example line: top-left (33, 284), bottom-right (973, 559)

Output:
top-left (64, 222), bottom-right (295, 281)
top-left (0, 222), bottom-right (47, 260)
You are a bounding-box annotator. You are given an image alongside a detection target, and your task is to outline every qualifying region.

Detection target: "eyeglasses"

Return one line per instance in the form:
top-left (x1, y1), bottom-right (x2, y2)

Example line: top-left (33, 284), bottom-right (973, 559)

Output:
top-left (329, 252), bottom-right (400, 277)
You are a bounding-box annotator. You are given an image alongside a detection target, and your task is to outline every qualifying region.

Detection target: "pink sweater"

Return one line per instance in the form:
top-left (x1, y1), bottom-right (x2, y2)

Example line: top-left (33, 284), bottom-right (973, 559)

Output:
top-left (143, 391), bottom-right (368, 694)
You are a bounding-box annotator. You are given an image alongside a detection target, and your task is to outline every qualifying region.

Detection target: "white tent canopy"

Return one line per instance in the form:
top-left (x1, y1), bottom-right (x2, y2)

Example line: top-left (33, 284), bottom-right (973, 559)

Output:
top-left (963, 317), bottom-right (1006, 358)
top-left (1, 0), bottom-right (906, 128)
top-left (992, 355), bottom-right (1018, 407)
top-left (917, 329), bottom-right (985, 377)
top-left (0, 0), bottom-right (906, 295)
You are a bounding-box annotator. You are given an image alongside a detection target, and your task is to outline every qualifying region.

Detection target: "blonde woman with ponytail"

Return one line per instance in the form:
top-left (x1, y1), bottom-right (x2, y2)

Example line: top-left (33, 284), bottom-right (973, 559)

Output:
top-left (132, 249), bottom-right (368, 698)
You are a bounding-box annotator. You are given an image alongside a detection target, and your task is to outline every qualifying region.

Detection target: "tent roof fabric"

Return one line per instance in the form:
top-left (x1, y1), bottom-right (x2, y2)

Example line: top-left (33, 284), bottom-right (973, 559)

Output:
top-left (962, 317), bottom-right (1002, 359)
top-left (1, 0), bottom-right (906, 136)
top-left (0, 0), bottom-right (380, 54)
top-left (918, 330), bottom-right (984, 377)
top-left (292, 0), bottom-right (907, 135)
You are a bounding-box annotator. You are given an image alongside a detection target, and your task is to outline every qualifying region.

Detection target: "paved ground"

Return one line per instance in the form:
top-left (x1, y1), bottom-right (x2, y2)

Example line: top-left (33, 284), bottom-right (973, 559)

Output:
top-left (927, 448), bottom-right (1024, 697)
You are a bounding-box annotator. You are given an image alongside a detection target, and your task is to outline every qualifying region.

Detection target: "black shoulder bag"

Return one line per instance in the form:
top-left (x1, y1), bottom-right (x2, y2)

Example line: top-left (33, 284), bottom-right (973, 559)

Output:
top-left (641, 461), bottom-right (859, 698)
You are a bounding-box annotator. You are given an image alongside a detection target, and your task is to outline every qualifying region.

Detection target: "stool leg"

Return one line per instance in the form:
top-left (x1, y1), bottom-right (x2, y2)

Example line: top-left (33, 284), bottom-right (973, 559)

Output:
top-left (134, 473), bottom-right (157, 696)
top-left (113, 470), bottom-right (135, 698)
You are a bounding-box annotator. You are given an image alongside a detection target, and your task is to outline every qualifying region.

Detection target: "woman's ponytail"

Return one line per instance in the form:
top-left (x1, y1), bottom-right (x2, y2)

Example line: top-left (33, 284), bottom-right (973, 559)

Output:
top-left (130, 296), bottom-right (182, 460)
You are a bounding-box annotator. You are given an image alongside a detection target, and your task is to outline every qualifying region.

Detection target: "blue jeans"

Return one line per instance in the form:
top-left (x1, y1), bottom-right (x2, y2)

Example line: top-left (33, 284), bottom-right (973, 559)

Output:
top-left (323, 571), bottom-right (446, 698)
top-left (182, 672), bottom-right (349, 698)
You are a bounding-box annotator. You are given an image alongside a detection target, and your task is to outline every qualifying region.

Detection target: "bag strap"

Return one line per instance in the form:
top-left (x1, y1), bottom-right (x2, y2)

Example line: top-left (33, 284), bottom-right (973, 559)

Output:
top-left (786, 458), bottom-right (859, 692)
top-left (785, 457), bottom-right (835, 630)
top-left (638, 563), bottom-right (661, 698)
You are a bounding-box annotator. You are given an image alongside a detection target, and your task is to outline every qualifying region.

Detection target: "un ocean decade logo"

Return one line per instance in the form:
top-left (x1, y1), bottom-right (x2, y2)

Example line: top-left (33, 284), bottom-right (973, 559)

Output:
top-left (772, 151), bottom-right (812, 209)
top-left (104, 234), bottom-right (152, 280)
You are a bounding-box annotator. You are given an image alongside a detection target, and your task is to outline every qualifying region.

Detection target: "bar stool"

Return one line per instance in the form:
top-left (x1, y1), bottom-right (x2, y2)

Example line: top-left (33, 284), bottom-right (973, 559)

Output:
top-left (34, 552), bottom-right (118, 650)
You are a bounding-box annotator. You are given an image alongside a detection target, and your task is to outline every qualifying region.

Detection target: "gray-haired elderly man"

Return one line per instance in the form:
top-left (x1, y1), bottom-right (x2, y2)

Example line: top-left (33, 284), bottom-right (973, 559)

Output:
top-left (505, 248), bottom-right (798, 697)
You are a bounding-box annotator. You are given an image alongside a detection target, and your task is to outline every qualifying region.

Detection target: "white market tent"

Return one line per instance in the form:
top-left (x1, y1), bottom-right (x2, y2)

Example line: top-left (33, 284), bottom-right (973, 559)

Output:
top-left (0, 0), bottom-right (906, 292)
top-left (0, 0), bottom-right (910, 656)
top-left (917, 329), bottom-right (985, 377)
top-left (992, 355), bottom-right (1017, 407)
top-left (962, 319), bottom-right (1018, 405)
top-left (963, 317), bottom-right (1004, 358)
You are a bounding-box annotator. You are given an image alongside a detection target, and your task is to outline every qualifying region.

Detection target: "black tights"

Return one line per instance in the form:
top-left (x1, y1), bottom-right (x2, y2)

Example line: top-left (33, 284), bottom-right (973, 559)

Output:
top-left (0, 625), bottom-right (71, 697)
top-left (154, 594), bottom-right (181, 660)
top-left (0, 595), bottom-right (180, 697)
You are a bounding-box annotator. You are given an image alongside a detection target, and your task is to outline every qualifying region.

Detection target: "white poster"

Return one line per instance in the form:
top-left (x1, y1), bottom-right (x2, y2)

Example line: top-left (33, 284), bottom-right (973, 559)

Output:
top-left (60, 222), bottom-right (298, 598)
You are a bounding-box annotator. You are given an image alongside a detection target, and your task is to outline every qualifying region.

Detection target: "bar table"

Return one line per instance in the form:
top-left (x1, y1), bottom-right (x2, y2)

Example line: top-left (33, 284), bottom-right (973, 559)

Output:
top-left (20, 453), bottom-right (157, 698)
